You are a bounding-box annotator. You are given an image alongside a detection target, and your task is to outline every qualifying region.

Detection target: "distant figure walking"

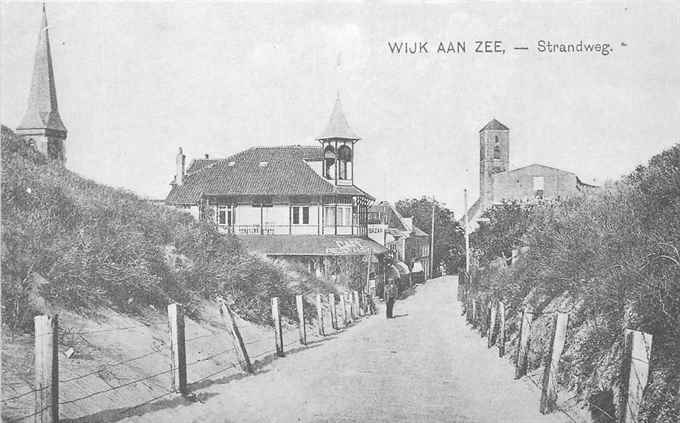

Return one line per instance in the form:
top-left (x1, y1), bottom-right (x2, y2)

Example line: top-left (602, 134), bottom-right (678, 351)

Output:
top-left (384, 259), bottom-right (400, 318)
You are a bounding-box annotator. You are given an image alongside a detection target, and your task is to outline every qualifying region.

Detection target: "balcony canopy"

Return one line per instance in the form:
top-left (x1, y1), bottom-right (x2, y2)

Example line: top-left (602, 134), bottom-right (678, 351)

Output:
top-left (239, 235), bottom-right (387, 257)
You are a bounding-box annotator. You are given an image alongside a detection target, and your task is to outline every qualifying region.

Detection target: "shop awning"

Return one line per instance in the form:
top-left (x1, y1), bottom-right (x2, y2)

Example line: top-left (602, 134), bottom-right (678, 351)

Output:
top-left (395, 261), bottom-right (410, 276)
top-left (239, 235), bottom-right (388, 257)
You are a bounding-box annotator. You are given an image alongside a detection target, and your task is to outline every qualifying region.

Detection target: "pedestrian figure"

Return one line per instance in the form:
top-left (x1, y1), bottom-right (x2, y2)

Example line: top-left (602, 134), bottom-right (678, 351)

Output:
top-left (384, 259), bottom-right (400, 318)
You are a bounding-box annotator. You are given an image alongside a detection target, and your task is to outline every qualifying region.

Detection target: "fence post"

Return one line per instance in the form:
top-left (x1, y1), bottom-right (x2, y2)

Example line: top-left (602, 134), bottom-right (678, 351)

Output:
top-left (540, 312), bottom-right (568, 414)
top-left (471, 299), bottom-right (478, 328)
top-left (316, 294), bottom-right (325, 336)
top-left (498, 301), bottom-right (506, 357)
top-left (465, 296), bottom-right (472, 323)
top-left (348, 291), bottom-right (354, 319)
top-left (619, 329), bottom-right (653, 423)
top-left (487, 301), bottom-right (498, 348)
top-left (34, 314), bottom-right (59, 423)
top-left (271, 297), bottom-right (284, 357)
top-left (167, 303), bottom-right (188, 395)
top-left (339, 294), bottom-right (347, 327)
top-left (481, 302), bottom-right (491, 337)
top-left (329, 293), bottom-right (337, 330)
top-left (296, 294), bottom-right (306, 345)
top-left (354, 290), bottom-right (362, 317)
top-left (218, 298), bottom-right (253, 373)
top-left (348, 291), bottom-right (355, 320)
top-left (515, 306), bottom-right (534, 379)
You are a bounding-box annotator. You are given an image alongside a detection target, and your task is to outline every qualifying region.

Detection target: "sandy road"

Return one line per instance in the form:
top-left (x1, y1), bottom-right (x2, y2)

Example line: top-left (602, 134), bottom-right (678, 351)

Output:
top-left (123, 276), bottom-right (574, 423)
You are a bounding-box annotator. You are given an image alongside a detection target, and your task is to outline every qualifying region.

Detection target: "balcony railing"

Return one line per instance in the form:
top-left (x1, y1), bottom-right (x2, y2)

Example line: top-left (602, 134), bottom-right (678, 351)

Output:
top-left (218, 224), bottom-right (367, 236)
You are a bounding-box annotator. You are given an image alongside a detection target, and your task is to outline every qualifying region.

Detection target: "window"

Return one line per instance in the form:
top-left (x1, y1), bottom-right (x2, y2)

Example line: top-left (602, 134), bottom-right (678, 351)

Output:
top-left (338, 145), bottom-right (352, 180)
top-left (533, 176), bottom-right (545, 198)
top-left (337, 206), bottom-right (352, 226)
top-left (493, 136), bottom-right (501, 160)
top-left (324, 206), bottom-right (335, 225)
top-left (292, 206), bottom-right (310, 225)
top-left (292, 207), bottom-right (299, 224)
top-left (324, 145), bottom-right (336, 179)
top-left (217, 205), bottom-right (234, 226)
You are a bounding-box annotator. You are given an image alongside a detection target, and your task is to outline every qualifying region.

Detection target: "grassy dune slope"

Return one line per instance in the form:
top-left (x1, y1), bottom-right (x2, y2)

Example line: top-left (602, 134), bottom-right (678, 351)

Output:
top-left (1, 125), bottom-right (334, 421)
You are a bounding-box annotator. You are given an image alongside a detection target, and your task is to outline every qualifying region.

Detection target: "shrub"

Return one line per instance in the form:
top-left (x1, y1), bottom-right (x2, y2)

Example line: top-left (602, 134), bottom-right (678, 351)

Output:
top-left (469, 144), bottom-right (680, 421)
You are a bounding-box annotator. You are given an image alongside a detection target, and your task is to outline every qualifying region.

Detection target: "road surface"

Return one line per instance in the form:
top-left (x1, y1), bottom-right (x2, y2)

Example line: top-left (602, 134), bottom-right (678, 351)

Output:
top-left (122, 276), bottom-right (574, 423)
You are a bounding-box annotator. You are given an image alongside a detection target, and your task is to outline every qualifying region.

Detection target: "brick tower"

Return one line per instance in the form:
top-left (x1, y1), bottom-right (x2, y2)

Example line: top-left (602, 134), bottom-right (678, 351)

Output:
top-left (479, 119), bottom-right (509, 205)
top-left (16, 4), bottom-right (67, 164)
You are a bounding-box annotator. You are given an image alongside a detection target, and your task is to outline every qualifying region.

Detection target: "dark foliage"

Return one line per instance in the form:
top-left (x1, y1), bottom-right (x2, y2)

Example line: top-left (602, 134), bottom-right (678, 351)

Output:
top-left (468, 144), bottom-right (680, 422)
top-left (395, 197), bottom-right (465, 273)
top-left (1, 126), bottom-right (325, 332)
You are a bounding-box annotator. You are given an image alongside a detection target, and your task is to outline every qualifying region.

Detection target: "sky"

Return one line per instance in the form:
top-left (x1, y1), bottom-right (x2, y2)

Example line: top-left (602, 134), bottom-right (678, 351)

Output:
top-left (2, 1), bottom-right (679, 217)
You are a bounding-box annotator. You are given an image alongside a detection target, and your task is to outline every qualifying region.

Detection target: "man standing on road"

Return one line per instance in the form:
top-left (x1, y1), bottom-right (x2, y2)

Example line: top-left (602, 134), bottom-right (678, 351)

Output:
top-left (384, 258), bottom-right (400, 318)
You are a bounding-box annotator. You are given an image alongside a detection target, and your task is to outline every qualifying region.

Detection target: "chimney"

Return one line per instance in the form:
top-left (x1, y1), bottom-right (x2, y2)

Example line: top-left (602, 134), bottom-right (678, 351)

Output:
top-left (204, 153), bottom-right (209, 159)
top-left (176, 147), bottom-right (186, 186)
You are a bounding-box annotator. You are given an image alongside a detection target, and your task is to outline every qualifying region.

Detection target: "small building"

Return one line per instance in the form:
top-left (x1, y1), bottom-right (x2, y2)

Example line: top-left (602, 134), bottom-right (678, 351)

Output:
top-left (464, 119), bottom-right (597, 227)
top-left (165, 96), bottom-right (387, 282)
top-left (368, 201), bottom-right (431, 283)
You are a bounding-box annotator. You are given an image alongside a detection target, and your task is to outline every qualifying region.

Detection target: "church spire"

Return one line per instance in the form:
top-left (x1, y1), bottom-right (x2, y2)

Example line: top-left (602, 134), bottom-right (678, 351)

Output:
top-left (16, 3), bottom-right (67, 163)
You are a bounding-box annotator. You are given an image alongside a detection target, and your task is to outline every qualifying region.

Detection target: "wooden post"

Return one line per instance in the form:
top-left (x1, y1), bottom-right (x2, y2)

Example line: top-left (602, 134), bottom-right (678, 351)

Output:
top-left (271, 297), bottom-right (284, 357)
top-left (168, 303), bottom-right (188, 395)
top-left (515, 306), bottom-right (534, 379)
top-left (353, 290), bottom-right (360, 318)
top-left (339, 294), bottom-right (348, 326)
top-left (316, 294), bottom-right (325, 336)
top-left (465, 296), bottom-right (472, 324)
top-left (329, 293), bottom-right (337, 330)
top-left (479, 303), bottom-right (491, 338)
top-left (296, 294), bottom-right (306, 345)
top-left (34, 314), bottom-right (58, 423)
top-left (540, 312), bottom-right (568, 414)
top-left (487, 301), bottom-right (498, 348)
top-left (619, 329), bottom-right (653, 423)
top-left (471, 299), bottom-right (478, 328)
top-left (218, 298), bottom-right (253, 373)
top-left (347, 292), bottom-right (354, 322)
top-left (498, 301), bottom-right (506, 357)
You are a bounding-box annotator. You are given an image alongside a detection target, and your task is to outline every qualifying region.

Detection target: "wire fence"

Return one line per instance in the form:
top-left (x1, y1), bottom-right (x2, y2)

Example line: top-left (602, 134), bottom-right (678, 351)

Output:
top-left (461, 279), bottom-right (653, 423)
top-left (2, 293), bottom-right (363, 422)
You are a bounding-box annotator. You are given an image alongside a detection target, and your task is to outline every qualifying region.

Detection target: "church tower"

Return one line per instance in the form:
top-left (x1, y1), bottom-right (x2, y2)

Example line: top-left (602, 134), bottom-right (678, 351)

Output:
top-left (16, 4), bottom-right (67, 164)
top-left (479, 119), bottom-right (509, 204)
top-left (316, 95), bottom-right (360, 186)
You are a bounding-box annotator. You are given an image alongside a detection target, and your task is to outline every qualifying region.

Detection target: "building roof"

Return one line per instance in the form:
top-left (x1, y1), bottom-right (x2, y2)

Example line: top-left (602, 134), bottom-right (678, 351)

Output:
top-left (166, 145), bottom-right (373, 204)
top-left (369, 201), bottom-right (430, 238)
top-left (17, 5), bottom-right (66, 134)
top-left (479, 119), bottom-right (508, 132)
top-left (186, 159), bottom-right (221, 175)
top-left (317, 96), bottom-right (360, 141)
top-left (502, 163), bottom-right (576, 176)
top-left (239, 235), bottom-right (388, 256)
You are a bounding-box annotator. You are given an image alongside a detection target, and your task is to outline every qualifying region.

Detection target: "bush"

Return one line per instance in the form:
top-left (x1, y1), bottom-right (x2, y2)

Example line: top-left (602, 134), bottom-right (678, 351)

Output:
top-left (469, 144), bottom-right (680, 422)
top-left (1, 126), bottom-right (327, 333)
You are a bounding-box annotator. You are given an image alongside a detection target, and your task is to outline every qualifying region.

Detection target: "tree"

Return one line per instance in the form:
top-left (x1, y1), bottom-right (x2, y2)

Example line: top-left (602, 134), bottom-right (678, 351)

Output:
top-left (395, 197), bottom-right (465, 273)
top-left (469, 200), bottom-right (537, 267)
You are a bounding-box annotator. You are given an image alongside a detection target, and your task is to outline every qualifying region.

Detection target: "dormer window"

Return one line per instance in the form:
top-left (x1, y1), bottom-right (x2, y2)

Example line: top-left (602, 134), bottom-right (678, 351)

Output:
top-left (259, 161), bottom-right (268, 167)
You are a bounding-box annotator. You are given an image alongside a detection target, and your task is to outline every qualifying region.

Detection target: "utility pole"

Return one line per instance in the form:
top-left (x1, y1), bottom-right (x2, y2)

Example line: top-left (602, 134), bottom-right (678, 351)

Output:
top-left (464, 189), bottom-right (470, 274)
top-left (430, 199), bottom-right (435, 278)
